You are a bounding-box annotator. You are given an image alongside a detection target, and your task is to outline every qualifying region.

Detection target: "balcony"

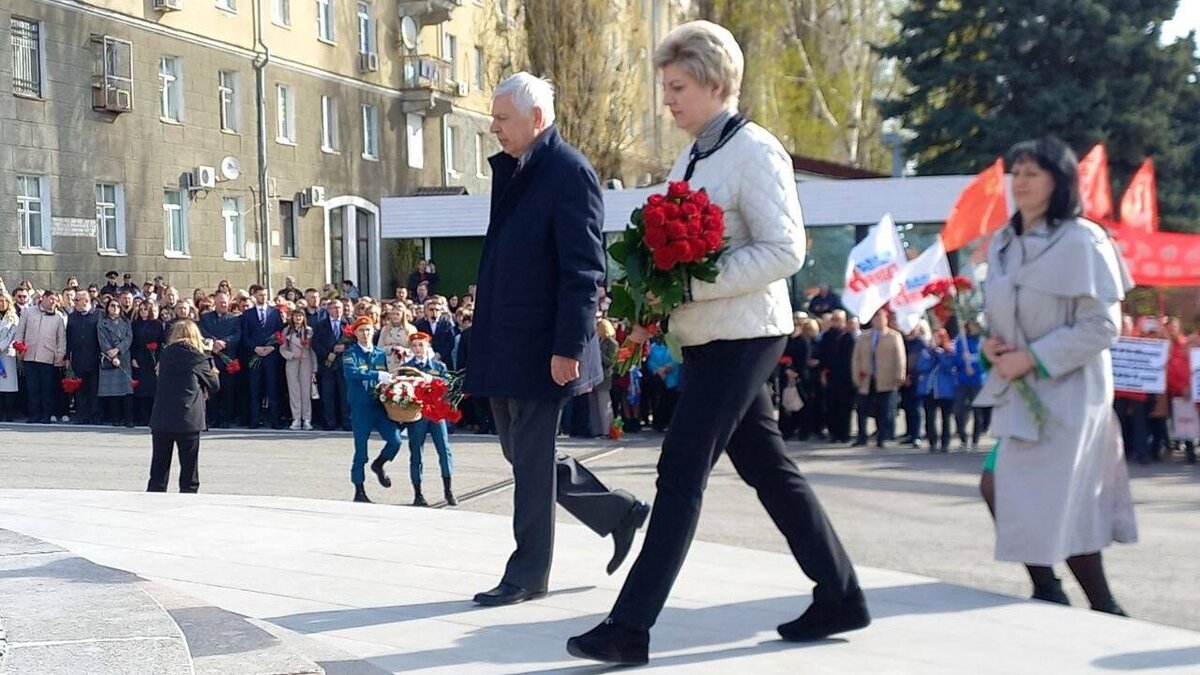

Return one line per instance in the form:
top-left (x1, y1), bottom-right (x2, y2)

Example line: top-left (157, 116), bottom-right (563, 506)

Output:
top-left (399, 54), bottom-right (459, 115)
top-left (397, 0), bottom-right (461, 25)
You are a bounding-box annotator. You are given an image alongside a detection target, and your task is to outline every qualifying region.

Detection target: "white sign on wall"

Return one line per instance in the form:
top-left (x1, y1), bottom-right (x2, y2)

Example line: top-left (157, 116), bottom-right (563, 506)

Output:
top-left (50, 217), bottom-right (97, 238)
top-left (1111, 337), bottom-right (1169, 394)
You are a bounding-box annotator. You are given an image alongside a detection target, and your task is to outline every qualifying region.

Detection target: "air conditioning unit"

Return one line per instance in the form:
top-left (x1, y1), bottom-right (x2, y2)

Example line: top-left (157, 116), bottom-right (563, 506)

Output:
top-left (359, 52), bottom-right (379, 72)
top-left (93, 86), bottom-right (133, 113)
top-left (188, 166), bottom-right (216, 191)
top-left (153, 0), bottom-right (183, 11)
top-left (454, 81), bottom-right (469, 96)
top-left (299, 185), bottom-right (326, 209)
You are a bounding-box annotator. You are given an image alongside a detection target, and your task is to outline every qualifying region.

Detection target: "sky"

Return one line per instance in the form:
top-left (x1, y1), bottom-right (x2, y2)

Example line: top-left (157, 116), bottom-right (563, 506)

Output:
top-left (1164, 2), bottom-right (1200, 42)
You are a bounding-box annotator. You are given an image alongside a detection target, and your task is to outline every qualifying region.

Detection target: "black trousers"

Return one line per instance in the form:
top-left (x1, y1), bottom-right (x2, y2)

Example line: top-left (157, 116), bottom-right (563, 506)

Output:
top-left (248, 354), bottom-right (280, 427)
top-left (899, 383), bottom-right (922, 441)
top-left (24, 361), bottom-right (56, 422)
top-left (855, 381), bottom-right (897, 445)
top-left (206, 371), bottom-right (237, 427)
top-left (319, 366), bottom-right (350, 430)
top-left (490, 397), bottom-right (636, 592)
top-left (924, 397), bottom-right (954, 450)
top-left (148, 431), bottom-right (201, 493)
top-left (610, 337), bottom-right (860, 631)
top-left (73, 370), bottom-right (100, 424)
top-left (101, 394), bottom-right (133, 425)
top-left (1114, 398), bottom-right (1148, 461)
top-left (827, 383), bottom-right (855, 441)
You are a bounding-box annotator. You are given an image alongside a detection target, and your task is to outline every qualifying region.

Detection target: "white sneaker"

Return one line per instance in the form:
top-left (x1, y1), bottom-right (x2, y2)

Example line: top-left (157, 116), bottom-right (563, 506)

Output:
top-left (50, 416), bottom-right (58, 423)
top-left (60, 415), bottom-right (70, 423)
top-left (289, 420), bottom-right (301, 430)
top-left (302, 420), bottom-right (313, 431)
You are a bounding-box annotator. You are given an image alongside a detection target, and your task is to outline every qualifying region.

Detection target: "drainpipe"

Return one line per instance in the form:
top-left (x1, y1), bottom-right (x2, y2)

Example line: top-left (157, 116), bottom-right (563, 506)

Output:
top-left (253, 0), bottom-right (273, 293)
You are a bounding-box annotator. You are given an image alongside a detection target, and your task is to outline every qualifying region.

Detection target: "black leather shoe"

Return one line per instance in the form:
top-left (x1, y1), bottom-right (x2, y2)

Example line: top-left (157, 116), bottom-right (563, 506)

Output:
top-left (567, 618), bottom-right (649, 666)
top-left (472, 582), bottom-right (546, 607)
top-left (1031, 578), bottom-right (1070, 605)
top-left (607, 500), bottom-right (650, 575)
top-left (370, 457), bottom-right (392, 488)
top-left (353, 485), bottom-right (372, 503)
top-left (1092, 601), bottom-right (1128, 617)
top-left (778, 591), bottom-right (871, 641)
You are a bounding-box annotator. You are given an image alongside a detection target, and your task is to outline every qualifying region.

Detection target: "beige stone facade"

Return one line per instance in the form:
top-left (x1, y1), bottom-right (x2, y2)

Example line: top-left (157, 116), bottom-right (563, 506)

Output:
top-left (2, 0), bottom-right (499, 296)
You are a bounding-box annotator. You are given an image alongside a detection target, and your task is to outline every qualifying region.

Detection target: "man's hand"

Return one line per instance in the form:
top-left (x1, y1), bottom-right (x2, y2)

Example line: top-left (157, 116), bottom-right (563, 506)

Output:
top-left (993, 350), bottom-right (1037, 381)
top-left (54, 357), bottom-right (64, 368)
top-left (334, 344), bottom-right (346, 353)
top-left (254, 346), bottom-right (272, 357)
top-left (214, 339), bottom-right (226, 352)
top-left (132, 359), bottom-right (139, 369)
top-left (551, 355), bottom-right (580, 387)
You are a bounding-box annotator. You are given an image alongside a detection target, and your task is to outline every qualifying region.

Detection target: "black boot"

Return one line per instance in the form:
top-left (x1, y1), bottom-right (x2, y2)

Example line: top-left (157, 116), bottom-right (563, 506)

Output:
top-left (1031, 577), bottom-right (1070, 605)
top-left (442, 476), bottom-right (458, 506)
top-left (370, 456), bottom-right (392, 488)
top-left (778, 589), bottom-right (871, 641)
top-left (566, 618), bottom-right (649, 666)
top-left (353, 484), bottom-right (372, 503)
top-left (412, 483), bottom-right (428, 507)
top-left (1186, 442), bottom-right (1196, 465)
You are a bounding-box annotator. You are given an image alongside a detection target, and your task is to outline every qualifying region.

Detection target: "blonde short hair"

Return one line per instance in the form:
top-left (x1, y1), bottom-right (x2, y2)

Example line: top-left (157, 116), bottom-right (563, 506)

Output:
top-left (168, 319), bottom-right (206, 354)
top-left (597, 318), bottom-right (616, 340)
top-left (653, 20), bottom-right (744, 109)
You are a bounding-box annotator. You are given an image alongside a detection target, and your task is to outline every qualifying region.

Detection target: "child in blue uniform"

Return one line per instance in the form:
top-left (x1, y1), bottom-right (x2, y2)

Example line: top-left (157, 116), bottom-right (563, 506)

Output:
top-left (342, 317), bottom-right (403, 503)
top-left (402, 331), bottom-right (456, 506)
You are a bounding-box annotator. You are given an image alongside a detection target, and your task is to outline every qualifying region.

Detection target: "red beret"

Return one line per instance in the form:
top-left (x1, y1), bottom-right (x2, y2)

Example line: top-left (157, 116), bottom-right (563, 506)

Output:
top-left (351, 317), bottom-right (374, 332)
top-left (408, 331), bottom-right (431, 342)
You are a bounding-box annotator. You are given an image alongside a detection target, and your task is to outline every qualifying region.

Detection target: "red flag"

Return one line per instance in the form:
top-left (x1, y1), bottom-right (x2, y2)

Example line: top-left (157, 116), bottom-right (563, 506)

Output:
top-left (1113, 228), bottom-right (1200, 287)
top-left (1077, 144), bottom-right (1113, 221)
top-left (941, 159), bottom-right (1009, 252)
top-left (1118, 159), bottom-right (1158, 232)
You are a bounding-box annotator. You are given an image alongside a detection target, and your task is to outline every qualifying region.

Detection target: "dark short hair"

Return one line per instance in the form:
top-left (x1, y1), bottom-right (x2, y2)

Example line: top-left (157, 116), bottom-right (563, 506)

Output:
top-left (248, 284), bottom-right (265, 294)
top-left (304, 287), bottom-right (318, 294)
top-left (1006, 136), bottom-right (1081, 233)
top-left (41, 289), bottom-right (56, 298)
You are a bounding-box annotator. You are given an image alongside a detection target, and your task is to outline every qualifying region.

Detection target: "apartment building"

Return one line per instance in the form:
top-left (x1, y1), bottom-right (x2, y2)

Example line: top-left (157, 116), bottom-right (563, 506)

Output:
top-left (2, 0), bottom-right (499, 296)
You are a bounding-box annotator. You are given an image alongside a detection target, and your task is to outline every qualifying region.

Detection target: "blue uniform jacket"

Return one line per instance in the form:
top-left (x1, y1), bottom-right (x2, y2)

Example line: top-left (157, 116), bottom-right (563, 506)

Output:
top-left (343, 343), bottom-right (390, 409)
top-left (402, 356), bottom-right (449, 379)
top-left (918, 347), bottom-right (959, 401)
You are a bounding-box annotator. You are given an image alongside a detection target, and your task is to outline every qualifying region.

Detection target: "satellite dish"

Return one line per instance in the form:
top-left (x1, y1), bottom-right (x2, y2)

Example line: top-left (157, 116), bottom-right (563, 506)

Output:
top-left (220, 156), bottom-right (241, 181)
top-left (400, 15), bottom-right (419, 51)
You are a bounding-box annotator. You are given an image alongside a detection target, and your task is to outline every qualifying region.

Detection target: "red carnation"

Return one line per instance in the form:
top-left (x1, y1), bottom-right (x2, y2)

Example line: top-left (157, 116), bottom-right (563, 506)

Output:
top-left (952, 275), bottom-right (974, 291)
top-left (146, 342), bottom-right (159, 352)
top-left (689, 190), bottom-right (711, 207)
top-left (653, 248), bottom-right (677, 270)
top-left (13, 341), bottom-right (27, 356)
top-left (643, 206), bottom-right (666, 230)
top-left (647, 194), bottom-right (666, 207)
top-left (703, 204), bottom-right (723, 219)
top-left (130, 379), bottom-right (140, 389)
top-left (779, 356), bottom-right (794, 366)
top-left (667, 181), bottom-right (690, 198)
top-left (226, 358), bottom-right (243, 374)
top-left (341, 326), bottom-right (355, 338)
top-left (645, 227), bottom-right (669, 250)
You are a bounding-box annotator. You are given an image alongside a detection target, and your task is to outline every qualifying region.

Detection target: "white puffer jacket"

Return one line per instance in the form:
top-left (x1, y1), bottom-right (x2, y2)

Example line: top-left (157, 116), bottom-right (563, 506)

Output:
top-left (667, 122), bottom-right (806, 348)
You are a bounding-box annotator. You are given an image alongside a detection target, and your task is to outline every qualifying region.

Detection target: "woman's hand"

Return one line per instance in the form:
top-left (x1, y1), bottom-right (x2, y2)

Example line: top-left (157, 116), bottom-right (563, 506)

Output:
top-left (131, 358), bottom-right (139, 369)
top-left (106, 347), bottom-right (119, 359)
top-left (111, 356), bottom-right (120, 368)
top-left (992, 350), bottom-right (1036, 381)
top-left (981, 336), bottom-right (1012, 363)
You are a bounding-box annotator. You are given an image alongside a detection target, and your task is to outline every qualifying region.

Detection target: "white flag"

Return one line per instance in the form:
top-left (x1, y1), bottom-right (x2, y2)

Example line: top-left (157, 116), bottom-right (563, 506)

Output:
top-left (892, 236), bottom-right (952, 333)
top-left (843, 213), bottom-right (906, 322)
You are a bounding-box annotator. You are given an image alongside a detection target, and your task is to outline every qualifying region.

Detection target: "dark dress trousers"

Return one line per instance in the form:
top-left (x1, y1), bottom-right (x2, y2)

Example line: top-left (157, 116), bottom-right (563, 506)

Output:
top-left (148, 343), bottom-right (219, 492)
top-left (312, 316), bottom-right (350, 430)
top-left (242, 306), bottom-right (284, 427)
top-left (198, 310), bottom-right (242, 427)
top-left (466, 126), bottom-right (635, 592)
top-left (66, 309), bottom-right (101, 424)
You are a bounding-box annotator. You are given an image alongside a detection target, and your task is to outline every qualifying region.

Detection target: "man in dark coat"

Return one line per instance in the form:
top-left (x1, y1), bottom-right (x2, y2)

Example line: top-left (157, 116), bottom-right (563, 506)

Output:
top-left (198, 292), bottom-right (242, 428)
top-left (242, 284), bottom-right (285, 429)
top-left (312, 299), bottom-right (350, 431)
top-left (465, 73), bottom-right (648, 608)
top-left (818, 310), bottom-right (856, 442)
top-left (65, 294), bottom-right (101, 424)
top-left (406, 260), bottom-right (438, 296)
top-left (413, 299), bottom-right (457, 365)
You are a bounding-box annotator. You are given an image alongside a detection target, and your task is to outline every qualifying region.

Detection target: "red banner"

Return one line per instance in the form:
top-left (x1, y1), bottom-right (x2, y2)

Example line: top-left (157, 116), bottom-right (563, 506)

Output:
top-left (1078, 144), bottom-right (1113, 221)
top-left (941, 158), bottom-right (1009, 252)
top-left (1113, 229), bottom-right (1200, 287)
top-left (1117, 159), bottom-right (1158, 232)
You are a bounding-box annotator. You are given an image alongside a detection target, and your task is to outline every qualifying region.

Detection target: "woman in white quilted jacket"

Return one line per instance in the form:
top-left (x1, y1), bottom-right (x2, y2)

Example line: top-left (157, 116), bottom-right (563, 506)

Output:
top-left (568, 20), bottom-right (868, 667)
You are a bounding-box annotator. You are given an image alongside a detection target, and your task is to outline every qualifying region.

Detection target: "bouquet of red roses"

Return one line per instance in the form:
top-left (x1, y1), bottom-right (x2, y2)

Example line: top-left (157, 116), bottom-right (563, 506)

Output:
top-left (326, 324), bottom-right (357, 367)
top-left (249, 331), bottom-right (286, 369)
top-left (606, 180), bottom-right (726, 374)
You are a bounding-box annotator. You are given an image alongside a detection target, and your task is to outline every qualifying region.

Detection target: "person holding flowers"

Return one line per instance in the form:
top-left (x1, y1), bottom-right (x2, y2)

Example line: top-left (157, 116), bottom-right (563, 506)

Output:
top-left (243, 285), bottom-right (285, 430)
top-left (401, 332), bottom-right (456, 507)
top-left (131, 300), bottom-right (166, 426)
top-left (280, 308), bottom-right (317, 431)
top-left (971, 137), bottom-right (1136, 615)
top-left (313, 299), bottom-right (352, 432)
top-left (342, 316), bottom-right (404, 504)
top-left (14, 290), bottom-right (66, 424)
top-left (0, 291), bottom-right (19, 421)
top-left (199, 292), bottom-right (242, 429)
top-left (97, 298), bottom-right (134, 428)
top-left (568, 21), bottom-right (868, 666)
top-left (65, 294), bottom-right (101, 425)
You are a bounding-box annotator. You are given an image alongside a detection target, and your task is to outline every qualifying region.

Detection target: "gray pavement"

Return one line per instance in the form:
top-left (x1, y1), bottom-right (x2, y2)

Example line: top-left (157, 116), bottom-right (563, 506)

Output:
top-left (1, 422), bottom-right (1198, 635)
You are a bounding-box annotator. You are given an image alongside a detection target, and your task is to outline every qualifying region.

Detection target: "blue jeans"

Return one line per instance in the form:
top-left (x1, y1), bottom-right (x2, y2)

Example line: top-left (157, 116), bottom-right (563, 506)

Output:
top-left (350, 404), bottom-right (402, 485)
top-left (408, 418), bottom-right (453, 484)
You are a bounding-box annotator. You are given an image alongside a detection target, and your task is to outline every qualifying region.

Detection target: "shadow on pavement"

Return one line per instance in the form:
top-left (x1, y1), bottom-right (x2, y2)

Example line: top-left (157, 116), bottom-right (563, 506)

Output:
top-left (1091, 645), bottom-right (1200, 670)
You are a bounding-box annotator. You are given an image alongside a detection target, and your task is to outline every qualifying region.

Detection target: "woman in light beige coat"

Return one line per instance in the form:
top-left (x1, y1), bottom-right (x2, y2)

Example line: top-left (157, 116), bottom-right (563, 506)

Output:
top-left (377, 306), bottom-right (416, 372)
top-left (279, 309), bottom-right (316, 430)
top-left (976, 137), bottom-right (1135, 616)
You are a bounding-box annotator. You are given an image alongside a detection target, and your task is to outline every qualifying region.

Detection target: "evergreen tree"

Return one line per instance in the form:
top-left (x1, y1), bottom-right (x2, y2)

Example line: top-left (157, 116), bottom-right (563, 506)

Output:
top-left (882, 0), bottom-right (1200, 232)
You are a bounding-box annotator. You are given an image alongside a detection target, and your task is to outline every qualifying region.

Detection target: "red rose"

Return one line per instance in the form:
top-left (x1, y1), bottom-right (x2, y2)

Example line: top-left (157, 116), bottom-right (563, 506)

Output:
top-left (646, 194), bottom-right (666, 207)
top-left (670, 240), bottom-right (693, 263)
top-left (680, 202), bottom-right (700, 219)
top-left (645, 227), bottom-right (669, 250)
top-left (226, 359), bottom-right (243, 374)
top-left (131, 379), bottom-right (140, 389)
top-left (686, 238), bottom-right (709, 261)
top-left (146, 342), bottom-right (159, 352)
top-left (666, 220), bottom-right (687, 240)
top-left (686, 218), bottom-right (703, 237)
top-left (643, 206), bottom-right (666, 229)
top-left (703, 219), bottom-right (725, 239)
top-left (342, 326), bottom-right (355, 337)
top-left (779, 356), bottom-right (794, 366)
top-left (13, 341), bottom-right (27, 355)
top-left (667, 181), bottom-right (690, 198)
top-left (690, 190), bottom-right (711, 207)
top-left (703, 204), bottom-right (723, 219)
top-left (703, 230), bottom-right (724, 250)
top-left (653, 248), bottom-right (677, 270)
top-left (662, 202), bottom-right (680, 220)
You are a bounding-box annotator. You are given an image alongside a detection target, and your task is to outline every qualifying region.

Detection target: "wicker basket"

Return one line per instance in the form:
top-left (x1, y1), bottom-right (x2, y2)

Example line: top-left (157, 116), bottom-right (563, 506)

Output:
top-left (383, 400), bottom-right (422, 423)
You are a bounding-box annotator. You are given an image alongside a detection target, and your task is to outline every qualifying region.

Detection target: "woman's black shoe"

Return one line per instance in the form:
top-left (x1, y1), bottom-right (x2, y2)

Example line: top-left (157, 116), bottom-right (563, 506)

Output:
top-left (778, 591), bottom-right (871, 641)
top-left (1092, 601), bottom-right (1128, 617)
top-left (566, 618), bottom-right (649, 666)
top-left (1031, 578), bottom-right (1070, 605)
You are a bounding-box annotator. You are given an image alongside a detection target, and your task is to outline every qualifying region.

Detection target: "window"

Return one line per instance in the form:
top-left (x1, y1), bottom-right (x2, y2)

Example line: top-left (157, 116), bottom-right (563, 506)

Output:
top-left (158, 56), bottom-right (183, 122)
top-left (223, 197), bottom-right (246, 259)
top-left (445, 125), bottom-right (459, 174)
top-left (218, 70), bottom-right (240, 133)
top-left (321, 95), bottom-right (340, 152)
top-left (475, 132), bottom-right (488, 176)
top-left (217, 0), bottom-right (237, 11)
top-left (276, 84), bottom-right (295, 143)
top-left (11, 18), bottom-right (42, 98)
top-left (272, 0), bottom-right (291, 25)
top-left (317, 0), bottom-right (334, 43)
top-left (280, 200), bottom-right (297, 258)
top-left (356, 2), bottom-right (375, 55)
top-left (361, 104), bottom-right (378, 160)
top-left (406, 113), bottom-right (424, 169)
top-left (443, 33), bottom-right (457, 81)
top-left (92, 35), bottom-right (133, 111)
top-left (17, 175), bottom-right (51, 252)
top-left (95, 183), bottom-right (125, 254)
top-left (473, 46), bottom-right (485, 91)
top-left (163, 189), bottom-right (188, 256)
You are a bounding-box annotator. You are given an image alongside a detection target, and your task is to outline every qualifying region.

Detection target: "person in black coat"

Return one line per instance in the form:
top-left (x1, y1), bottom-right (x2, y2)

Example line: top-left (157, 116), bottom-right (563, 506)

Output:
top-left (148, 319), bottom-right (219, 493)
top-left (311, 300), bottom-right (351, 431)
top-left (198, 292), bottom-right (243, 428)
top-left (413, 300), bottom-right (457, 365)
top-left (466, 73), bottom-right (647, 608)
top-left (131, 301), bottom-right (167, 426)
top-left (65, 294), bottom-right (102, 425)
top-left (242, 285), bottom-right (285, 429)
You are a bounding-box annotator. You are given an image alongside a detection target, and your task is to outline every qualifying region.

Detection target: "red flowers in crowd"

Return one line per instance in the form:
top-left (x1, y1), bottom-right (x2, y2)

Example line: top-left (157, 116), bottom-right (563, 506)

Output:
top-left (13, 341), bottom-right (27, 356)
top-left (145, 342), bottom-right (159, 352)
top-left (607, 181), bottom-right (727, 375)
top-left (920, 276), bottom-right (974, 325)
top-left (214, 351), bottom-right (242, 374)
top-left (61, 369), bottom-right (83, 394)
top-left (249, 331), bottom-right (287, 369)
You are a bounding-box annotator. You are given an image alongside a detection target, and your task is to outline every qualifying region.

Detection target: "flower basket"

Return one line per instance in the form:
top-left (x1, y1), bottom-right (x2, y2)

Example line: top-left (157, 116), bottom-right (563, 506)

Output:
top-left (383, 400), bottom-right (423, 423)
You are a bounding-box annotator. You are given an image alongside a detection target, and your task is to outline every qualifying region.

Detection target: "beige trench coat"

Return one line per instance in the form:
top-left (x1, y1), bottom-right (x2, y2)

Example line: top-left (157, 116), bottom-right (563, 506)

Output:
top-left (975, 219), bottom-right (1138, 565)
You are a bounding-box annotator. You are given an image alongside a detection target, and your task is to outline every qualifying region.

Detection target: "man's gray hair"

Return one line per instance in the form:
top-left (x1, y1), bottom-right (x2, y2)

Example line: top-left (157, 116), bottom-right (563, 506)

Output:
top-left (493, 72), bottom-right (556, 126)
top-left (654, 20), bottom-right (744, 110)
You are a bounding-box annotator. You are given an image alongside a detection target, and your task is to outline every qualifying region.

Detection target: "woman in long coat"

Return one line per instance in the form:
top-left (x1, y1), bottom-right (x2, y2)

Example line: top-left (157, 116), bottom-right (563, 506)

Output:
top-left (0, 292), bottom-right (19, 420)
top-left (131, 301), bottom-right (166, 426)
top-left (975, 137), bottom-right (1136, 615)
top-left (148, 319), bottom-right (220, 493)
top-left (97, 298), bottom-right (134, 427)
